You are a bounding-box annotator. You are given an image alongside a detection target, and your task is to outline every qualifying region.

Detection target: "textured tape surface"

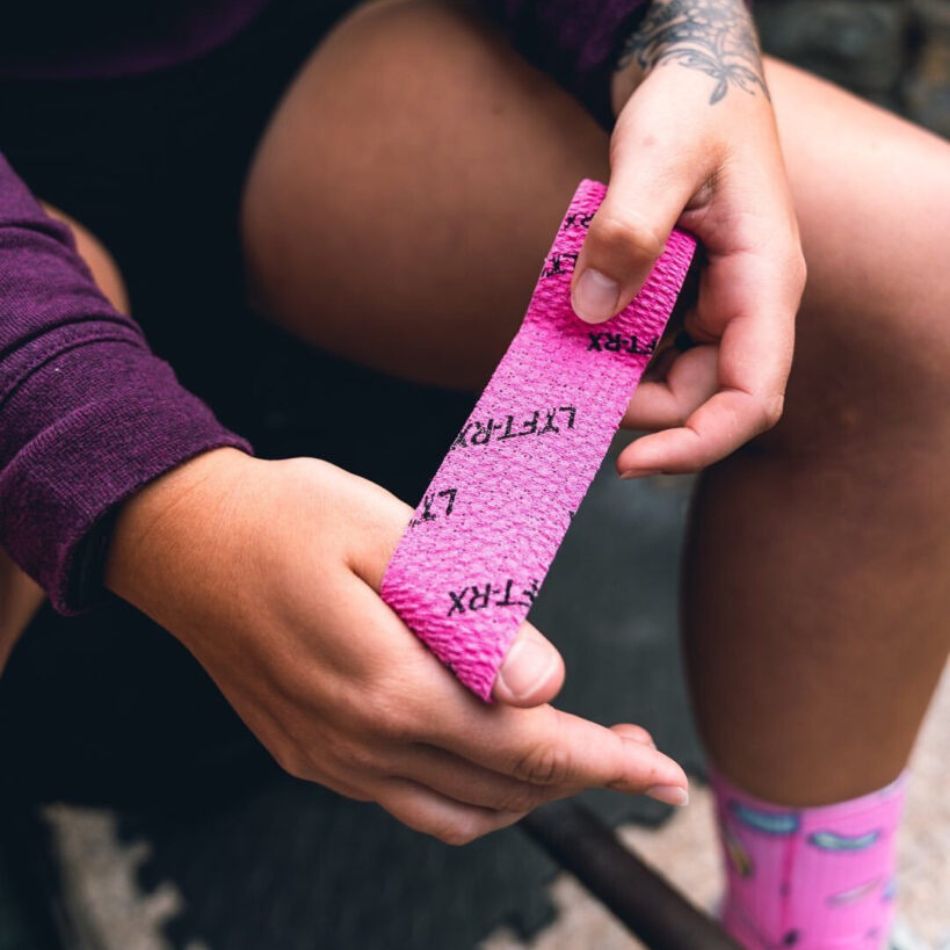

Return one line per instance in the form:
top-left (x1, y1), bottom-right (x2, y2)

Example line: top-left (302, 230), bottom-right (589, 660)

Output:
top-left (381, 180), bottom-right (696, 700)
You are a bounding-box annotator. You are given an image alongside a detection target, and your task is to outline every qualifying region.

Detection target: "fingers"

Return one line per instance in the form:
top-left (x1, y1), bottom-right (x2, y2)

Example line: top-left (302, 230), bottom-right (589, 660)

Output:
top-left (428, 700), bottom-right (688, 801)
top-left (339, 499), bottom-right (688, 812)
top-left (492, 623), bottom-right (565, 707)
top-left (343, 477), bottom-right (566, 709)
top-left (622, 345), bottom-right (719, 431)
top-left (375, 777), bottom-right (524, 846)
top-left (393, 744), bottom-right (566, 813)
top-left (617, 252), bottom-right (797, 475)
top-left (347, 581), bottom-right (688, 798)
top-left (385, 724), bottom-right (655, 814)
top-left (571, 118), bottom-right (706, 324)
top-left (617, 389), bottom-right (769, 475)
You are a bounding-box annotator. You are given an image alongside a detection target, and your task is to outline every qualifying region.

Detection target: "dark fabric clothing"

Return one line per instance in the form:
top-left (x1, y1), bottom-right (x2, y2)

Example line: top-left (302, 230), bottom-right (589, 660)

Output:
top-left (0, 0), bottom-right (271, 79)
top-left (0, 0), bottom-right (646, 613)
top-left (0, 0), bottom-right (477, 808)
top-left (492, 0), bottom-right (649, 127)
top-left (0, 157), bottom-right (252, 612)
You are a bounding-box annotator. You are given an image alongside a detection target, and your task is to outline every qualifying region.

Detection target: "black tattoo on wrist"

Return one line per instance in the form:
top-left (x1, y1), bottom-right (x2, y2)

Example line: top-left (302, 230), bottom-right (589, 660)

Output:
top-left (617, 0), bottom-right (769, 104)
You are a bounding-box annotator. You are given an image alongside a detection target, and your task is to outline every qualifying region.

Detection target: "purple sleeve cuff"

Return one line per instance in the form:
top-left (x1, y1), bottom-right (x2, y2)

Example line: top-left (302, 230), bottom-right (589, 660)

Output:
top-left (488, 0), bottom-right (650, 128)
top-left (0, 153), bottom-right (251, 614)
top-left (0, 347), bottom-right (251, 614)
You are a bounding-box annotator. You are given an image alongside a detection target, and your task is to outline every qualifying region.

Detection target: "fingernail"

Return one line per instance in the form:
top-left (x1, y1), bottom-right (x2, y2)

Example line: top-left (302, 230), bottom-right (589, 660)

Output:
top-left (646, 785), bottom-right (690, 807)
top-left (497, 638), bottom-right (558, 700)
top-left (619, 470), bottom-right (646, 481)
top-left (573, 269), bottom-right (619, 324)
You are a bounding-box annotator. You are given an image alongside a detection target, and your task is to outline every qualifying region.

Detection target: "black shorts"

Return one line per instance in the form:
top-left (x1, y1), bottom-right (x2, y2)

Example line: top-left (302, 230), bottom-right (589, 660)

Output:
top-left (0, 0), bottom-right (474, 808)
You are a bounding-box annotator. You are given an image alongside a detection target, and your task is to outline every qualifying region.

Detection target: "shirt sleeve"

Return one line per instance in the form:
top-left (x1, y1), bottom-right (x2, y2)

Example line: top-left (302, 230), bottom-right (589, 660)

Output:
top-left (0, 152), bottom-right (251, 615)
top-left (485, 0), bottom-right (650, 128)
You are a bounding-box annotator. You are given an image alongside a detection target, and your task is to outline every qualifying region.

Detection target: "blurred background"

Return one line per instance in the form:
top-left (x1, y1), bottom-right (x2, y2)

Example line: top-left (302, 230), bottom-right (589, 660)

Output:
top-left (1, 1), bottom-right (947, 948)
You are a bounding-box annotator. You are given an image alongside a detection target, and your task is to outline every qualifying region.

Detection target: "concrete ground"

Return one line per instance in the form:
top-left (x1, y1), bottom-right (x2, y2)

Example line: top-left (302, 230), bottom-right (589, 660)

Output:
top-left (484, 667), bottom-right (950, 950)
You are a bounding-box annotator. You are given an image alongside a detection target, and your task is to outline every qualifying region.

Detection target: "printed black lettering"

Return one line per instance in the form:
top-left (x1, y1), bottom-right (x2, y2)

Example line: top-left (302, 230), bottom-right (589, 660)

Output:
top-left (451, 423), bottom-right (472, 450)
top-left (437, 488), bottom-right (457, 516)
top-left (470, 420), bottom-right (497, 446)
top-left (468, 584), bottom-right (493, 611)
top-left (448, 588), bottom-right (468, 617)
top-left (539, 409), bottom-right (560, 435)
top-left (541, 251), bottom-right (579, 278)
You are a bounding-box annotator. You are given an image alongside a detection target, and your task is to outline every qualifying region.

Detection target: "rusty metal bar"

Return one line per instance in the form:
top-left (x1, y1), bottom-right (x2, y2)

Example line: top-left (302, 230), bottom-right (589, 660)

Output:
top-left (521, 800), bottom-right (740, 950)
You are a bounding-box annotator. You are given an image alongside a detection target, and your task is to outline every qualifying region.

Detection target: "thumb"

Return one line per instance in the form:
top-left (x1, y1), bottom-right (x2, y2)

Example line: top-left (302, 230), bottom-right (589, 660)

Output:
top-left (355, 491), bottom-right (564, 708)
top-left (492, 623), bottom-right (565, 707)
top-left (571, 149), bottom-right (697, 324)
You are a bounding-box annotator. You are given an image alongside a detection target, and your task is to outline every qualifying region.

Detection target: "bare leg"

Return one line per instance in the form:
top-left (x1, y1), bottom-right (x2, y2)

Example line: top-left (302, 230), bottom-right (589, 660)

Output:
top-left (242, 1), bottom-right (950, 804)
top-left (243, 0), bottom-right (610, 389)
top-left (684, 59), bottom-right (950, 804)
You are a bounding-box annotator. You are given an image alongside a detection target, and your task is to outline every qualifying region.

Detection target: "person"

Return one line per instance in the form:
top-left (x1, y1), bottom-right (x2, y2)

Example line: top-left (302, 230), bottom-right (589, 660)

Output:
top-left (0, 0), bottom-right (946, 946)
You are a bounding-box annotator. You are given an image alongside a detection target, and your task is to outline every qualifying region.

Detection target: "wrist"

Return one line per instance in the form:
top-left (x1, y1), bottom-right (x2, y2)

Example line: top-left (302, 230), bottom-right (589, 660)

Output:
top-left (609, 0), bottom-right (767, 118)
top-left (104, 446), bottom-right (252, 606)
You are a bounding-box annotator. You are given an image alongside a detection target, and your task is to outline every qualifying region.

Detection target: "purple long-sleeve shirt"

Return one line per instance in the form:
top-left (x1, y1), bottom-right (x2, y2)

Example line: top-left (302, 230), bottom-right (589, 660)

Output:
top-left (0, 1), bottom-right (647, 613)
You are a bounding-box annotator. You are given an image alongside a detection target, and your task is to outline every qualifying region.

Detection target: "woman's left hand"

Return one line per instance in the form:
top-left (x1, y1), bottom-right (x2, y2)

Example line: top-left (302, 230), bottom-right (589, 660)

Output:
top-left (571, 0), bottom-right (806, 476)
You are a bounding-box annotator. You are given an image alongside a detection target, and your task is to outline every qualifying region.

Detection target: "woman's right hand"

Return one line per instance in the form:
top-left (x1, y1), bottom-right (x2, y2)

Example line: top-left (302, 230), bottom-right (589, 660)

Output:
top-left (106, 448), bottom-right (688, 843)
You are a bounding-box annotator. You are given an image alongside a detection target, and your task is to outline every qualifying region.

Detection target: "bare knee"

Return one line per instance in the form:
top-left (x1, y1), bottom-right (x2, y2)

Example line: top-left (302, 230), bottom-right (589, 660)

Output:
top-left (751, 294), bottom-right (950, 477)
top-left (41, 203), bottom-right (129, 314)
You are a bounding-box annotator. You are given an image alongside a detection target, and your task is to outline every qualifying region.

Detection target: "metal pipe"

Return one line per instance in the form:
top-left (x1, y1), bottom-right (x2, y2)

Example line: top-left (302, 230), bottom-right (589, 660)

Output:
top-left (521, 800), bottom-right (740, 950)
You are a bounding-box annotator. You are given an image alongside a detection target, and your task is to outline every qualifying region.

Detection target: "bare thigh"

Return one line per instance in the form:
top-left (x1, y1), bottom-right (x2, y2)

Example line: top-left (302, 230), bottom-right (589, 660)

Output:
top-left (242, 0), bottom-right (950, 402)
top-left (242, 0), bottom-right (609, 388)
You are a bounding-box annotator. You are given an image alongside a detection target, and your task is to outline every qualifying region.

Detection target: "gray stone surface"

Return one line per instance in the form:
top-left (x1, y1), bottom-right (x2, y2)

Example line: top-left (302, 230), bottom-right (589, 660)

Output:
top-left (757, 0), bottom-right (911, 91)
top-left (757, 0), bottom-right (950, 136)
top-left (904, 0), bottom-right (950, 136)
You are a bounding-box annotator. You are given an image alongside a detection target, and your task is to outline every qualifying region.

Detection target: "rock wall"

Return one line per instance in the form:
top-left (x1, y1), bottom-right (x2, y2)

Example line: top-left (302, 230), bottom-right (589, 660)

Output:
top-left (756, 0), bottom-right (950, 135)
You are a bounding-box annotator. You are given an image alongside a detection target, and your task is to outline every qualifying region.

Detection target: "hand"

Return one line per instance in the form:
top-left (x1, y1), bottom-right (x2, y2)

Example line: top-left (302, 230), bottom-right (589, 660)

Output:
top-left (571, 0), bottom-right (805, 475)
top-left (106, 449), bottom-right (689, 843)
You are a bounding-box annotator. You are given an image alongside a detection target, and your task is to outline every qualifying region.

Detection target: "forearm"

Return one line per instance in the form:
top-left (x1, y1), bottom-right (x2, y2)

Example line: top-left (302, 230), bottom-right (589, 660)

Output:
top-left (0, 547), bottom-right (42, 672)
top-left (0, 153), bottom-right (250, 613)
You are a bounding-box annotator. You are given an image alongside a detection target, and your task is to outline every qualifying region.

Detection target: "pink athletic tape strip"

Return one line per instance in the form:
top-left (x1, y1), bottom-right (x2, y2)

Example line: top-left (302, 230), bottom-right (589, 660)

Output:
top-left (381, 179), bottom-right (696, 701)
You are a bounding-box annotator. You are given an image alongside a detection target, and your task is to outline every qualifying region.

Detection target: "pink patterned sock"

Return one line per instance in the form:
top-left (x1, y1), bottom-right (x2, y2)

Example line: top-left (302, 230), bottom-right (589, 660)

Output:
top-left (711, 768), bottom-right (907, 949)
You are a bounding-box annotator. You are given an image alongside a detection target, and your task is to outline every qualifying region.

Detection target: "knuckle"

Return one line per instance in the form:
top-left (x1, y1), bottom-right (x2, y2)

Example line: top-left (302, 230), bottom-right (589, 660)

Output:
top-left (321, 726), bottom-right (388, 777)
top-left (271, 745), bottom-right (311, 782)
top-left (760, 393), bottom-right (785, 430)
top-left (498, 785), bottom-right (546, 814)
top-left (363, 702), bottom-right (407, 742)
top-left (591, 210), bottom-right (663, 263)
top-left (514, 742), bottom-right (572, 787)
top-left (373, 701), bottom-right (419, 745)
top-left (355, 681), bottom-right (419, 744)
top-left (791, 249), bottom-right (808, 290)
top-left (434, 817), bottom-right (480, 847)
top-left (338, 739), bottom-right (384, 776)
